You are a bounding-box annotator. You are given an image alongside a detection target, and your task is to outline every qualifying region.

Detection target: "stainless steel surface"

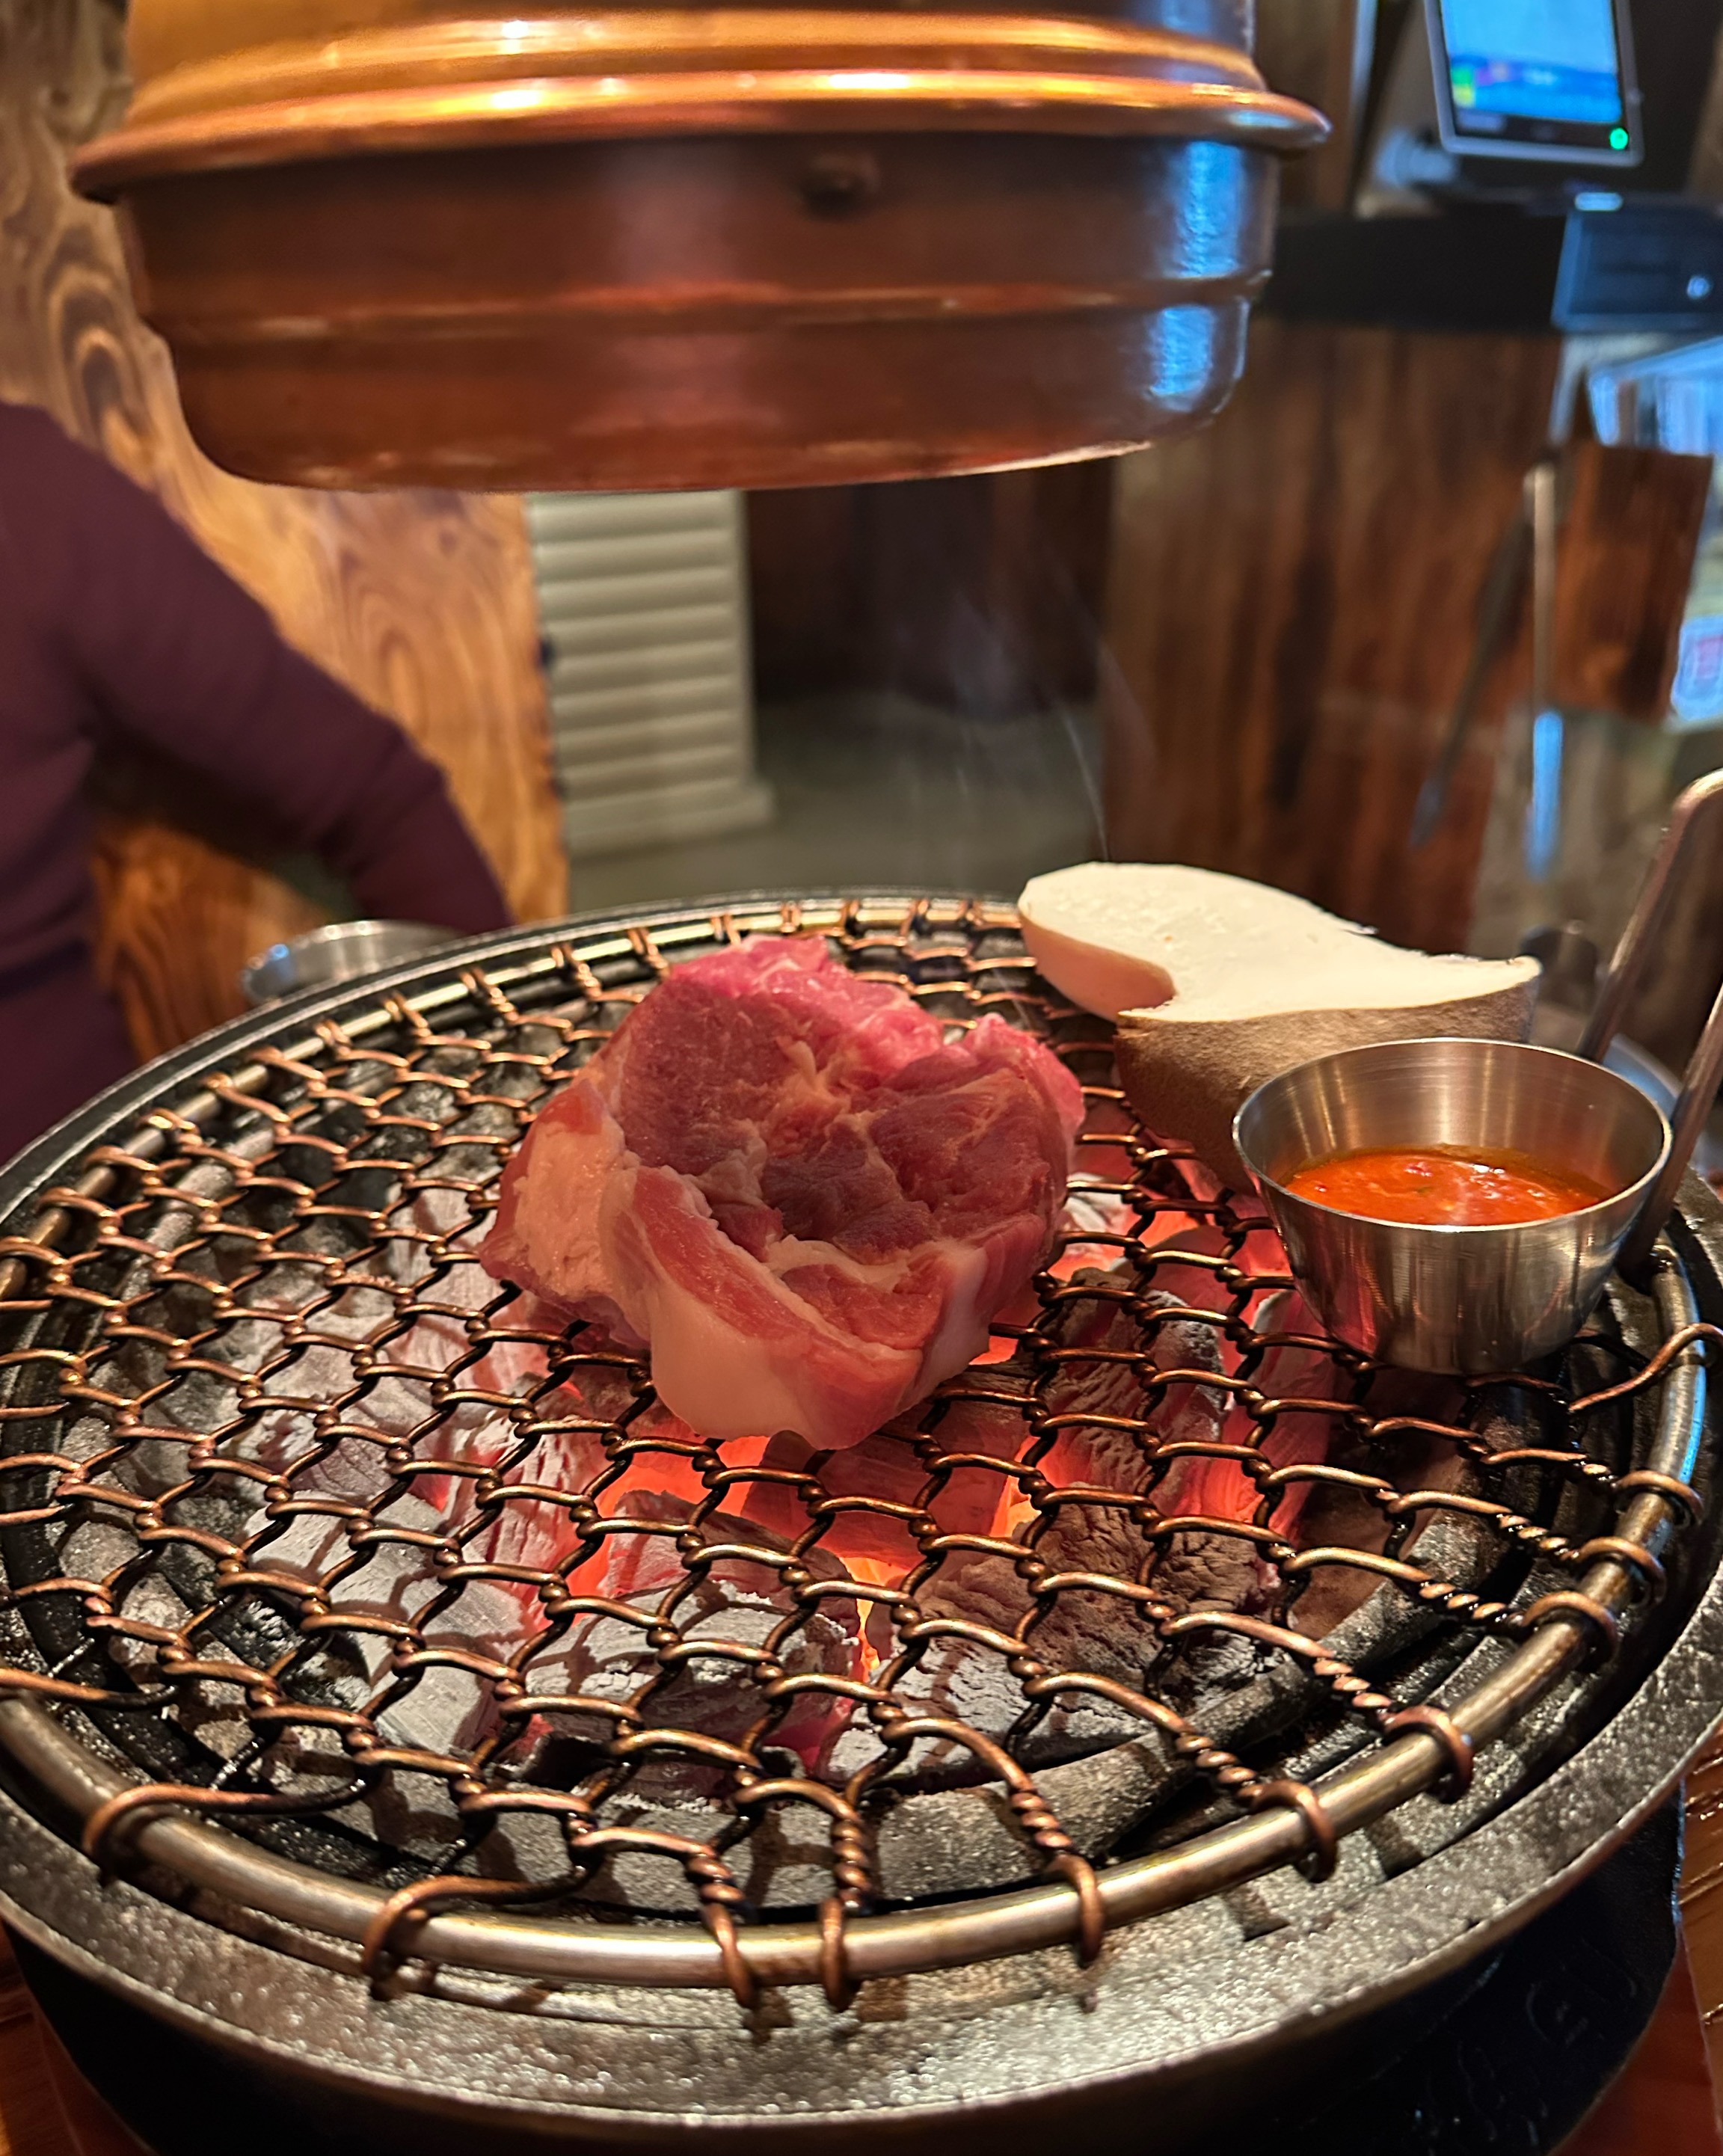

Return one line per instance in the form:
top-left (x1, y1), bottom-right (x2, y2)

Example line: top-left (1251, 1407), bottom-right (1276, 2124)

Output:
top-left (1522, 927), bottom-right (1723, 1176)
top-left (1622, 983), bottom-right (1723, 1278)
top-left (239, 918), bottom-right (452, 1004)
top-left (1579, 768), bottom-right (1723, 1274)
top-left (1234, 1036), bottom-right (1670, 1372)
top-left (1579, 767), bottom-right (1723, 1064)
top-left (1603, 1034), bottom-right (1682, 1112)
top-left (1521, 922), bottom-right (1600, 1013)
top-left (0, 896), bottom-right (1707, 2039)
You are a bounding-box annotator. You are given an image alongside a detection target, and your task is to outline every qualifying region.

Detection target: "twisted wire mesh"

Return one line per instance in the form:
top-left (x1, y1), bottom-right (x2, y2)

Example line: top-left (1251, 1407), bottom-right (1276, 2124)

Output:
top-left (0, 897), bottom-right (1699, 1994)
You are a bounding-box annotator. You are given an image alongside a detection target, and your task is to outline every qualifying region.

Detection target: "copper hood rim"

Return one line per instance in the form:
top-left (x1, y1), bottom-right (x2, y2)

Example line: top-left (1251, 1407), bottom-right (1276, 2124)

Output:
top-left (67, 4), bottom-right (1328, 491)
top-left (73, 9), bottom-right (1327, 196)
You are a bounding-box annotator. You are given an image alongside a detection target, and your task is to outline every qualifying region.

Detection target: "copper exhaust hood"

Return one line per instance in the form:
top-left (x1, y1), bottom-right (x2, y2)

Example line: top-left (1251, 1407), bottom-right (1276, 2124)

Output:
top-left (73, 3), bottom-right (1327, 493)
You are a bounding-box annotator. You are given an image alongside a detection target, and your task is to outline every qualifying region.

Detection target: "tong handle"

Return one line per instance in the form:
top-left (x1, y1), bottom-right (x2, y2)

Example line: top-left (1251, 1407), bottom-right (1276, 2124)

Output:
top-left (1581, 767), bottom-right (1723, 1277)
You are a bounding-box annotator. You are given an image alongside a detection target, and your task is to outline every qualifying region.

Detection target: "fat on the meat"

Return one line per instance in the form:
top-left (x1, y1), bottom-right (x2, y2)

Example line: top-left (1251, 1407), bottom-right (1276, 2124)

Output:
top-left (479, 937), bottom-right (1084, 1451)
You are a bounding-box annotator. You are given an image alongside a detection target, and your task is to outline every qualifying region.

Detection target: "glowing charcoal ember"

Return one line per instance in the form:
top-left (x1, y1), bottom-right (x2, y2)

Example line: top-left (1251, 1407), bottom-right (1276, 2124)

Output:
top-left (233, 1175), bottom-right (1349, 1784)
top-left (479, 936), bottom-right (1084, 1449)
top-left (874, 1277), bottom-right (1341, 1786)
top-left (240, 1333), bottom-right (864, 1769)
top-left (236, 1312), bottom-right (609, 1629)
top-left (740, 1422), bottom-right (1010, 1585)
top-left (411, 1387), bottom-right (865, 1769)
top-left (1235, 1286), bottom-right (1353, 1546)
top-left (467, 1487), bottom-right (867, 1774)
top-left (864, 1280), bottom-right (1217, 1770)
top-left (1037, 1275), bottom-right (1271, 1621)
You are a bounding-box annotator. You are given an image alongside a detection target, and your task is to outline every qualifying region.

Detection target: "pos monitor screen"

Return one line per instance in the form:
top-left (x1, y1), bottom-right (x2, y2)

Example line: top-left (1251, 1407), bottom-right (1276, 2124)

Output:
top-left (1426, 0), bottom-right (1641, 165)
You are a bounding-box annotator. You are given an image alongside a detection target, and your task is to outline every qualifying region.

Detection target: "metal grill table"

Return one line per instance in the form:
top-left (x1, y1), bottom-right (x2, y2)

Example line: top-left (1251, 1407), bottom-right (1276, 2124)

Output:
top-left (0, 895), bottom-right (1715, 2152)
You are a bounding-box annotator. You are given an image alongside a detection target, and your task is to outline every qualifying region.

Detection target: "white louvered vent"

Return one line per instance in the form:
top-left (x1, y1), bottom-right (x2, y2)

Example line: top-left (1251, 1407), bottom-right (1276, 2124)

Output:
top-left (525, 492), bottom-right (773, 862)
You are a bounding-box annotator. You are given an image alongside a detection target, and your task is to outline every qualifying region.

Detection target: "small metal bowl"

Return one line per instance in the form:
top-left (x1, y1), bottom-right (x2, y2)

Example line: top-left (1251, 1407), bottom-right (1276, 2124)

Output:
top-left (240, 920), bottom-right (455, 1007)
top-left (1233, 1037), bottom-right (1671, 1374)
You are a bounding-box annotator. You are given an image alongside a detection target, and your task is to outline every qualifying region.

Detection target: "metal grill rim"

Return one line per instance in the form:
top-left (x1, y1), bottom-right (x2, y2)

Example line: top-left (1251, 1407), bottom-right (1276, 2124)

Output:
top-left (0, 893), bottom-right (1705, 2000)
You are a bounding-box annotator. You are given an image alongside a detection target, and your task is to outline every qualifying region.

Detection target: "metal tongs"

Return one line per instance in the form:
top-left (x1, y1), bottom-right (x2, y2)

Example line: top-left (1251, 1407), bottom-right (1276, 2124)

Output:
top-left (1581, 767), bottom-right (1723, 1279)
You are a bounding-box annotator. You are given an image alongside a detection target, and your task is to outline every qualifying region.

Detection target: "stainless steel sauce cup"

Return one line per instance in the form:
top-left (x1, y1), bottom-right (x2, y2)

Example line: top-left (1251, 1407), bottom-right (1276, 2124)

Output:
top-left (240, 920), bottom-right (454, 1007)
top-left (1232, 1037), bottom-right (1671, 1374)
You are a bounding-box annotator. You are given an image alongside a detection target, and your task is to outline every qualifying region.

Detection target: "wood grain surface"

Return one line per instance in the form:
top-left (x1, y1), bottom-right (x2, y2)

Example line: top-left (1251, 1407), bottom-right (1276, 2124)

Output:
top-left (1101, 317), bottom-right (1564, 956)
top-left (1254, 0), bottom-right (1374, 212)
top-left (747, 462), bottom-right (1114, 717)
top-left (1099, 324), bottom-right (1715, 968)
top-left (0, 0), bottom-right (565, 1064)
top-left (1560, 1937), bottom-right (1722, 2154)
top-left (1548, 443), bottom-right (1714, 728)
top-left (1681, 1737), bottom-right (1723, 2068)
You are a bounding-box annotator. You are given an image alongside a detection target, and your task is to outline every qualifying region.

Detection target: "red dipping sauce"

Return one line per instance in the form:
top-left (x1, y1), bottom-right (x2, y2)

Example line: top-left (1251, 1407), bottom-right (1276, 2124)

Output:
top-left (1282, 1145), bottom-right (1612, 1226)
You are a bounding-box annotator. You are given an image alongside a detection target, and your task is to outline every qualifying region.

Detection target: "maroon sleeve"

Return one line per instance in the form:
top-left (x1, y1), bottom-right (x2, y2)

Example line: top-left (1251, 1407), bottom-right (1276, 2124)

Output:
top-left (20, 417), bottom-right (515, 936)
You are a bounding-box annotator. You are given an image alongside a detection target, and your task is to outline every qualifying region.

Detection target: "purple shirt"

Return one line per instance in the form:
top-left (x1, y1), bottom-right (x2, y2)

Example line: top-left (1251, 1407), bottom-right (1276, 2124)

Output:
top-left (0, 402), bottom-right (514, 1161)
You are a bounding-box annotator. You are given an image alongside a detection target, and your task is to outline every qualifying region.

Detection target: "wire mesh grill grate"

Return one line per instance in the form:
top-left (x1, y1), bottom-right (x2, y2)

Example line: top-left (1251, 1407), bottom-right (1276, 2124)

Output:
top-left (0, 897), bottom-right (1704, 2000)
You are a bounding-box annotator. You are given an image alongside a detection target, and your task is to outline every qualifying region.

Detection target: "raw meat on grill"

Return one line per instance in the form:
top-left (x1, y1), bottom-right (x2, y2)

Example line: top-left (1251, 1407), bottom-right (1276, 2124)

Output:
top-left (479, 936), bottom-right (1084, 1449)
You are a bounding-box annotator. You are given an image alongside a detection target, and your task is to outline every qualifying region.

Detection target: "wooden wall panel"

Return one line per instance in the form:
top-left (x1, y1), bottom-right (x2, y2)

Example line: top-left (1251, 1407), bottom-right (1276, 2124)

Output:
top-left (1548, 442), bottom-right (1712, 726)
top-left (745, 485), bottom-right (865, 704)
top-left (856, 464), bottom-right (1114, 716)
top-left (0, 0), bottom-right (565, 1063)
top-left (1102, 318), bottom-right (1564, 955)
top-left (1253, 0), bottom-right (1375, 212)
top-left (747, 462), bottom-right (1114, 718)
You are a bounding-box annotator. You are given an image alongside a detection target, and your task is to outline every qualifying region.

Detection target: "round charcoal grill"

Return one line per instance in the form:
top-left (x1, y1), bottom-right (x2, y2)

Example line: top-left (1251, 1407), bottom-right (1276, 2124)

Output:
top-left (0, 894), bottom-right (1719, 2155)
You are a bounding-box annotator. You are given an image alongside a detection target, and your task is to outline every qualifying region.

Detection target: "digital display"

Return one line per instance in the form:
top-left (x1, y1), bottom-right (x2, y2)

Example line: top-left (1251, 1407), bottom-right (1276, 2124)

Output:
top-left (1431, 0), bottom-right (1638, 163)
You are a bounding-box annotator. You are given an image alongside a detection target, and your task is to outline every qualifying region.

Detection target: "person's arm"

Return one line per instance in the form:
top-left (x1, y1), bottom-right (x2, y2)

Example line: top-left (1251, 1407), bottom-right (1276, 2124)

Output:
top-left (15, 414), bottom-right (513, 935)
